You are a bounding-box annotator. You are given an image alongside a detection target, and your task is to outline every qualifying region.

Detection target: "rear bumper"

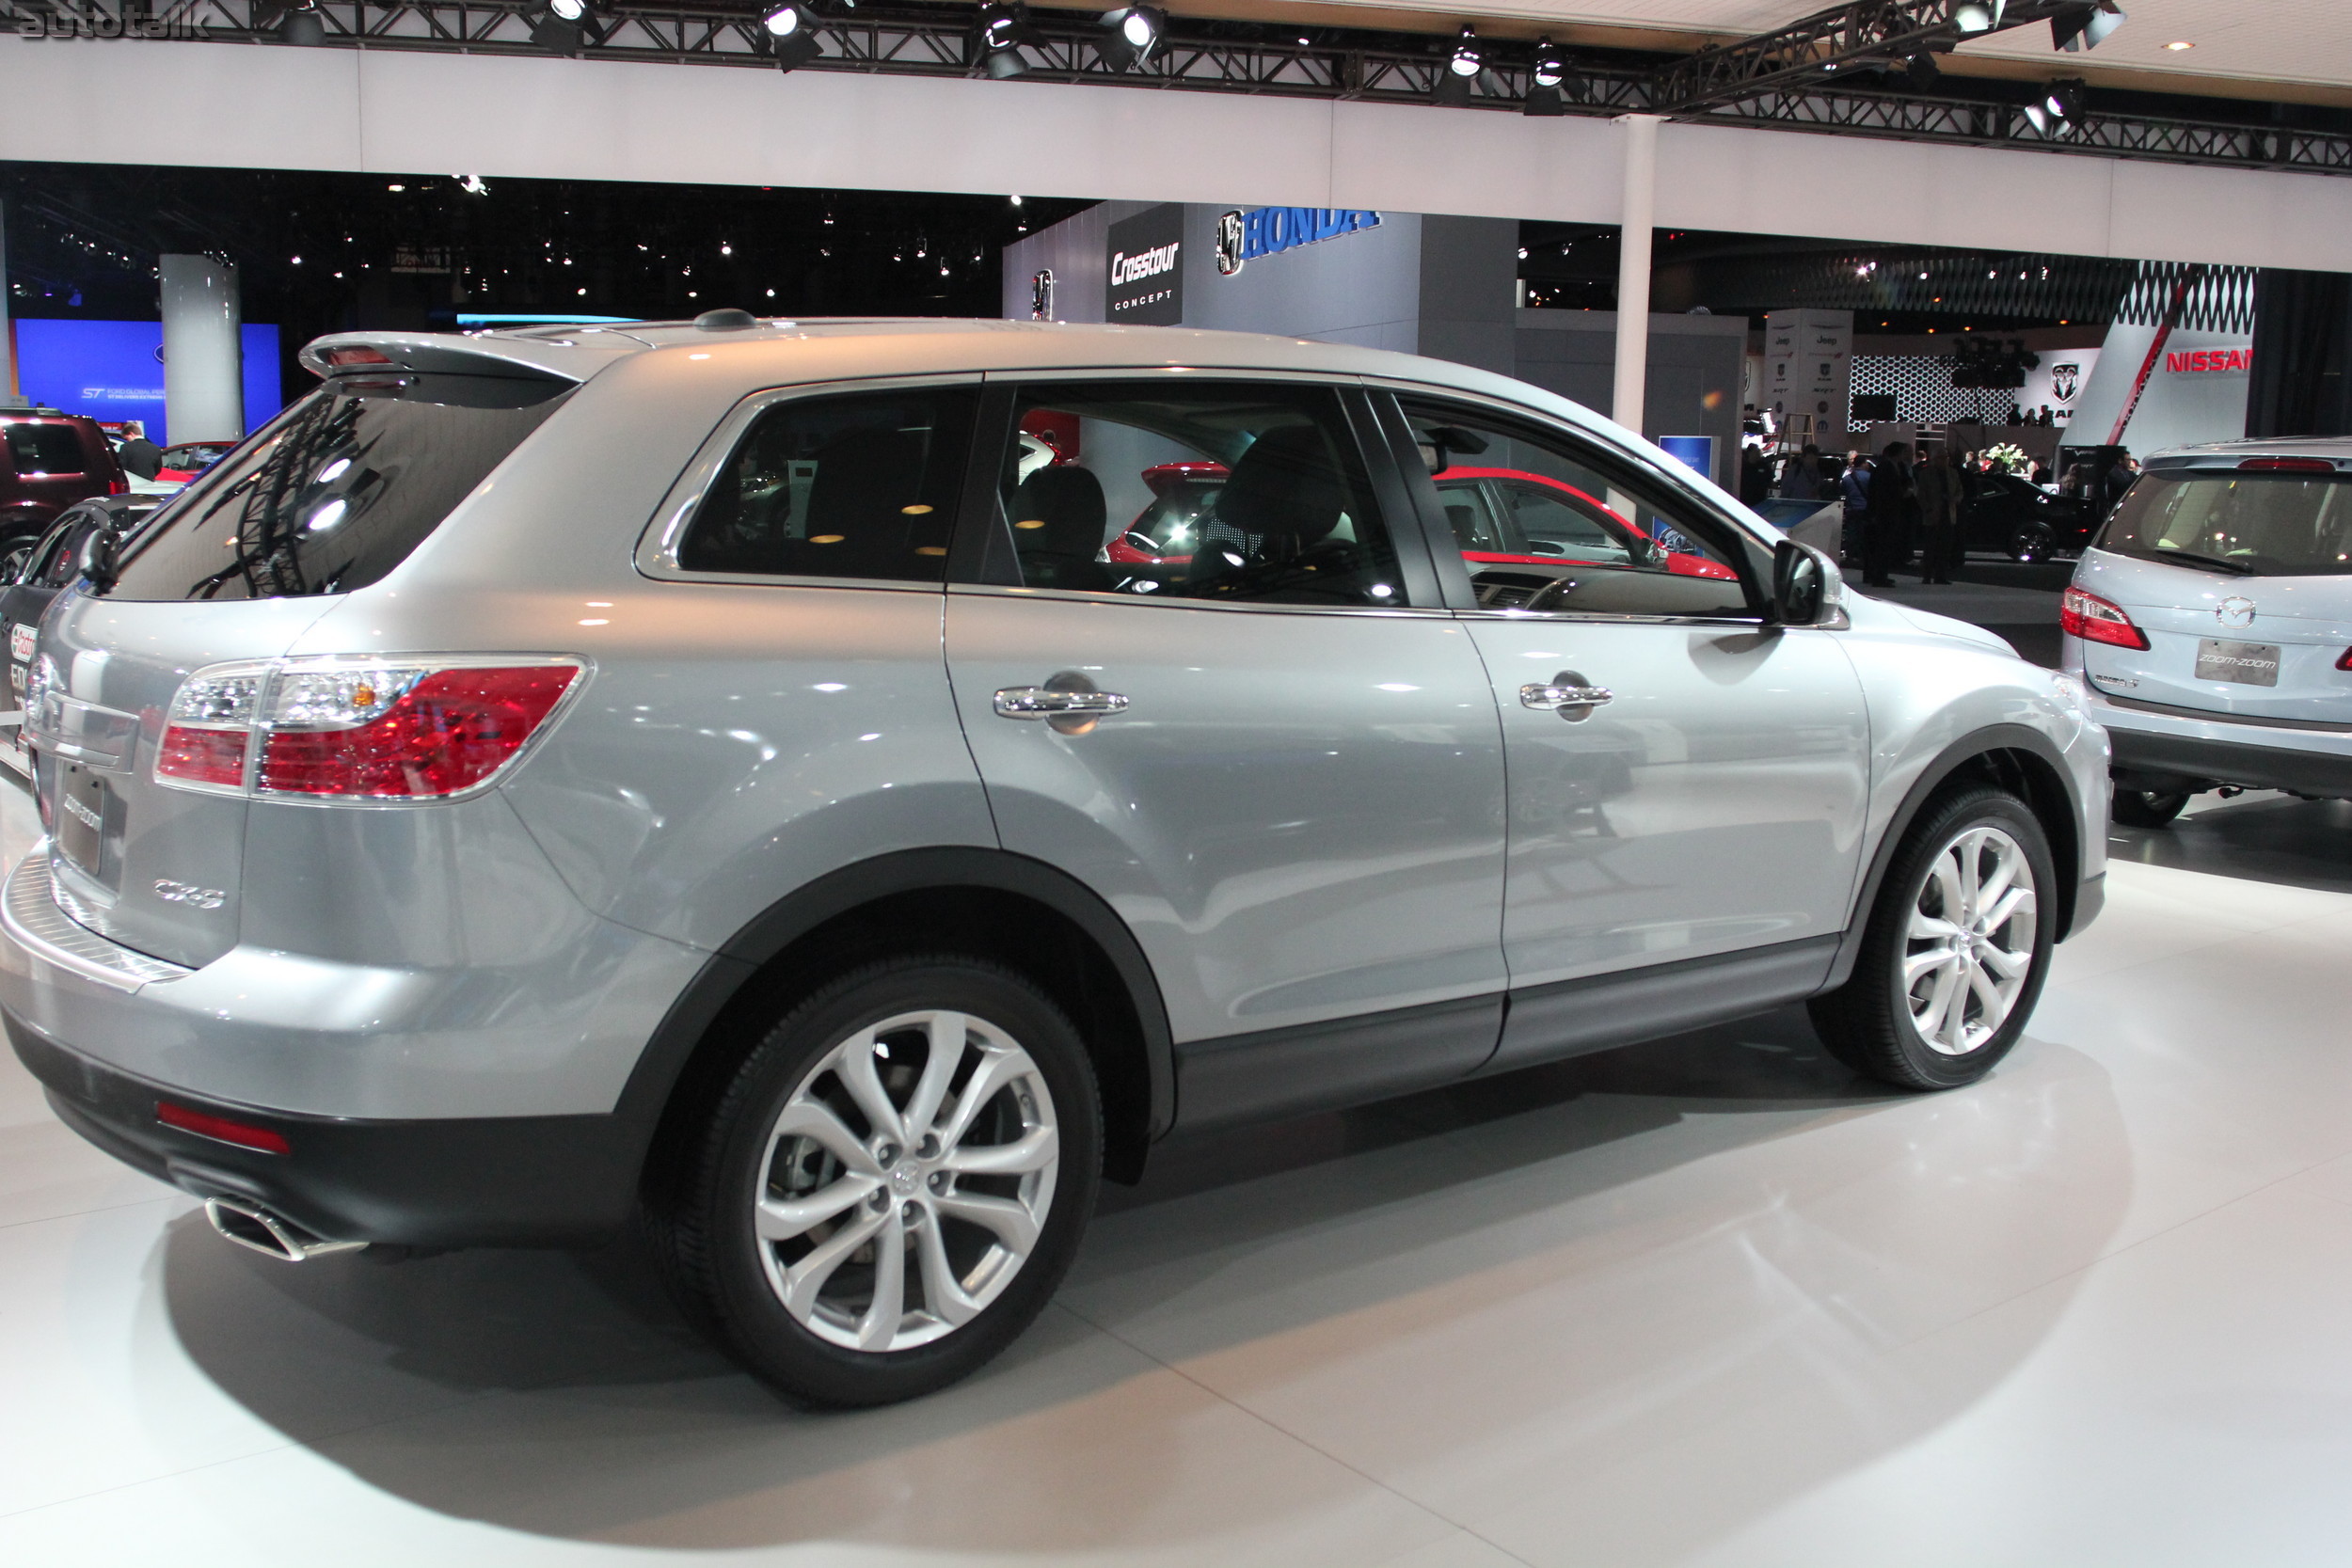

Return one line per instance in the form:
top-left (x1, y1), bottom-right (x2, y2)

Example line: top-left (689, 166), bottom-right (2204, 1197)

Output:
top-left (9, 1021), bottom-right (642, 1247)
top-left (2082, 688), bottom-right (2352, 799)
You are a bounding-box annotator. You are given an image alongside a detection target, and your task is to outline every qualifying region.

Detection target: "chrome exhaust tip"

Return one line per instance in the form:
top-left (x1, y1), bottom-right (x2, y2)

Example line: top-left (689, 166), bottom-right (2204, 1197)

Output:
top-left (203, 1196), bottom-right (367, 1262)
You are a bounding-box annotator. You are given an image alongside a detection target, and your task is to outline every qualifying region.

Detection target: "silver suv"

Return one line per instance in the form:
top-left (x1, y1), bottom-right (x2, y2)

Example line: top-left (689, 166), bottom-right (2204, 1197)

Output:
top-left (0, 318), bottom-right (2106, 1406)
top-left (2062, 439), bottom-right (2352, 824)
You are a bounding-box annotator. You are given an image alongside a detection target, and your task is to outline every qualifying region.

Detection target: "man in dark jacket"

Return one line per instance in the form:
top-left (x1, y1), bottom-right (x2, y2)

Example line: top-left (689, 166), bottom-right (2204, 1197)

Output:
top-left (1863, 440), bottom-right (1916, 587)
top-left (116, 421), bottom-right (163, 482)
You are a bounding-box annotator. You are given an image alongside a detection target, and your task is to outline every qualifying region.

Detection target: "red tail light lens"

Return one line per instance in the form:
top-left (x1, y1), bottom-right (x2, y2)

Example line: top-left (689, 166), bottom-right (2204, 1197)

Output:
top-left (157, 1101), bottom-right (291, 1155)
top-left (324, 345), bottom-right (396, 369)
top-left (2338, 648), bottom-right (2352, 672)
top-left (2059, 586), bottom-right (2150, 650)
top-left (155, 658), bottom-right (581, 800)
top-left (259, 665), bottom-right (580, 798)
top-left (2238, 457), bottom-right (2336, 473)
top-left (107, 477), bottom-right (130, 496)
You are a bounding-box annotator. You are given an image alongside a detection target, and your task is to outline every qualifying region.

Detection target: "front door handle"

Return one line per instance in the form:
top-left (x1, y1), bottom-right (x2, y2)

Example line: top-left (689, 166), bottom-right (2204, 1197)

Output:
top-left (1519, 670), bottom-right (1613, 722)
top-left (993, 673), bottom-right (1129, 735)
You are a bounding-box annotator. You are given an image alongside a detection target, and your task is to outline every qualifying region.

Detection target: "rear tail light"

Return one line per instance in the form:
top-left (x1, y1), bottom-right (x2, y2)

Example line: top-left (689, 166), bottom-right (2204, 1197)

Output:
top-left (2339, 648), bottom-right (2352, 672)
top-left (154, 657), bottom-right (581, 800)
top-left (324, 345), bottom-right (396, 369)
top-left (107, 477), bottom-right (129, 496)
top-left (2238, 457), bottom-right (2336, 473)
top-left (2059, 586), bottom-right (2150, 650)
top-left (157, 1101), bottom-right (290, 1155)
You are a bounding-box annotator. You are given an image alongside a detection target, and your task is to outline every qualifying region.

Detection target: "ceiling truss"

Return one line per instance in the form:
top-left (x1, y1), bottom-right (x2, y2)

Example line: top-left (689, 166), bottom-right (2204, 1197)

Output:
top-left (5, 0), bottom-right (2346, 179)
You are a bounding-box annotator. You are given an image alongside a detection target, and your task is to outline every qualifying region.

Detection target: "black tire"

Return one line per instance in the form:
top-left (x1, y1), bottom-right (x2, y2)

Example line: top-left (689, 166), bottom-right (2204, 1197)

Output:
top-left (2111, 786), bottom-right (2191, 828)
top-left (1809, 785), bottom-right (2058, 1091)
top-left (0, 520), bottom-right (44, 585)
top-left (649, 954), bottom-right (1101, 1408)
top-left (2009, 523), bottom-right (2054, 563)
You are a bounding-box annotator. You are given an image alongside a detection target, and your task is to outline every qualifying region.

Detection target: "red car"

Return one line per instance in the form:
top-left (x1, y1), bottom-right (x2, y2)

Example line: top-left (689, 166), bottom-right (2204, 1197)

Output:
top-left (0, 410), bottom-right (129, 569)
top-left (1104, 460), bottom-right (1737, 580)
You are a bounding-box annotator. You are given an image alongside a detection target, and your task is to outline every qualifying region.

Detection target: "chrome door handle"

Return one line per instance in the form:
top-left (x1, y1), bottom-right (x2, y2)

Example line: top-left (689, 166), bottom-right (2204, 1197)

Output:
top-left (993, 688), bottom-right (1130, 719)
top-left (1519, 670), bottom-right (1613, 721)
top-left (993, 673), bottom-right (1129, 736)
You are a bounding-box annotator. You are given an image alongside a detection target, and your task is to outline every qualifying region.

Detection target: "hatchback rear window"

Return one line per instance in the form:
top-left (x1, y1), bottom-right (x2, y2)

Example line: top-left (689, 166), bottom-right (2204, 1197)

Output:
top-left (4, 423), bottom-right (86, 476)
top-left (2101, 470), bottom-right (2352, 578)
top-left (108, 373), bottom-right (571, 601)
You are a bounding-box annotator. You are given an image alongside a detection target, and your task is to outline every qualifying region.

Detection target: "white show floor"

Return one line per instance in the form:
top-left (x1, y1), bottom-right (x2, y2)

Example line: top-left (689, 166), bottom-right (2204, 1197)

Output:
top-left (6, 780), bottom-right (2352, 1566)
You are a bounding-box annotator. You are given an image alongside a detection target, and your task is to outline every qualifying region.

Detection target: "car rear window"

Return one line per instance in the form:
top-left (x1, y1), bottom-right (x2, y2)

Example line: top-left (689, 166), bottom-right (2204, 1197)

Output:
top-left (107, 372), bottom-right (571, 601)
top-left (4, 422), bottom-right (87, 476)
top-left (2101, 470), bottom-right (2352, 578)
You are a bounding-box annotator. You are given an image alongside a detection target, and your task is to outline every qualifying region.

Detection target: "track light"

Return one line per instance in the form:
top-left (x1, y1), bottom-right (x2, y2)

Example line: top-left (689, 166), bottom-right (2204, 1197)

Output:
top-left (1097, 5), bottom-right (1164, 71)
top-left (973, 0), bottom-right (1041, 78)
top-left (271, 0), bottom-right (326, 44)
top-left (759, 3), bottom-right (821, 68)
top-left (1525, 37), bottom-right (1573, 116)
top-left (1904, 51), bottom-right (1940, 88)
top-left (2052, 3), bottom-right (2126, 52)
top-left (528, 0), bottom-right (603, 55)
top-left (1953, 1), bottom-right (2005, 32)
top-left (1434, 26), bottom-right (1480, 106)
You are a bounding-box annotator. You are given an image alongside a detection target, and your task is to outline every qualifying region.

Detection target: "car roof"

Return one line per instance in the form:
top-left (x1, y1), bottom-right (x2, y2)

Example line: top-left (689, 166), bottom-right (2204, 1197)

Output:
top-left (2148, 436), bottom-right (2352, 468)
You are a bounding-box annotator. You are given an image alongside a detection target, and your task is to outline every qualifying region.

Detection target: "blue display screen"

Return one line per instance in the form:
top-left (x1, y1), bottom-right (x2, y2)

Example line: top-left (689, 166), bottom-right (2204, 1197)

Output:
top-left (13, 319), bottom-right (282, 446)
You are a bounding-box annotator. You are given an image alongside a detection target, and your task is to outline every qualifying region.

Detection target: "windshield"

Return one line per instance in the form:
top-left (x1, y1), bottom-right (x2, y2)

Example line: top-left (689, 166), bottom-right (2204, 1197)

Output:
top-left (109, 372), bottom-right (572, 600)
top-left (2100, 470), bottom-right (2352, 578)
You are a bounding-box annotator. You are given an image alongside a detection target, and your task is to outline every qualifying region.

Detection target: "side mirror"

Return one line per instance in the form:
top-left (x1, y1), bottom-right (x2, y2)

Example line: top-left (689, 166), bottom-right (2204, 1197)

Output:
top-left (1770, 538), bottom-right (1841, 626)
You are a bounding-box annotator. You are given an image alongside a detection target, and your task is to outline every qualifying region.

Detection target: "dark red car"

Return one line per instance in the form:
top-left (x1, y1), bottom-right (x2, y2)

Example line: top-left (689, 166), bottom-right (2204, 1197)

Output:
top-left (1105, 460), bottom-right (1737, 581)
top-left (0, 411), bottom-right (129, 571)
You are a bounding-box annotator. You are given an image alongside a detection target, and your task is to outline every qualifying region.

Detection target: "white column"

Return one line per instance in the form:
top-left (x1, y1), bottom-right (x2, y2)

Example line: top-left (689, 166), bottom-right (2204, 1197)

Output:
top-left (1611, 114), bottom-right (1661, 435)
top-left (160, 253), bottom-right (243, 443)
top-left (0, 197), bottom-right (16, 404)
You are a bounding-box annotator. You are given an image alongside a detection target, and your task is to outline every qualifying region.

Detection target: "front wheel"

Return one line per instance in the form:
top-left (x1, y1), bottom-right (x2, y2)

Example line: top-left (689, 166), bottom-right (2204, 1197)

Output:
top-left (650, 955), bottom-right (1101, 1407)
top-left (2112, 786), bottom-right (2191, 828)
top-left (1810, 786), bottom-right (2057, 1091)
top-left (2009, 522), bottom-right (2055, 562)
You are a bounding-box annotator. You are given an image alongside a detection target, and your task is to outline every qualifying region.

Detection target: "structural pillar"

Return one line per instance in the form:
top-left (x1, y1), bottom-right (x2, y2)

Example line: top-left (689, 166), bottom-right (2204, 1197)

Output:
top-left (161, 253), bottom-right (243, 443)
top-left (0, 197), bottom-right (17, 404)
top-left (1611, 114), bottom-right (1661, 435)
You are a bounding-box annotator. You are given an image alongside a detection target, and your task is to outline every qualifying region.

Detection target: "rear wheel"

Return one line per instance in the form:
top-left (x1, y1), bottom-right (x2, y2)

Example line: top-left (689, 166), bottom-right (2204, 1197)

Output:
top-left (0, 517), bottom-right (44, 584)
top-left (1810, 786), bottom-right (2057, 1091)
top-left (2009, 522), bottom-right (2055, 562)
top-left (2111, 786), bottom-right (2192, 828)
top-left (650, 955), bottom-right (1101, 1408)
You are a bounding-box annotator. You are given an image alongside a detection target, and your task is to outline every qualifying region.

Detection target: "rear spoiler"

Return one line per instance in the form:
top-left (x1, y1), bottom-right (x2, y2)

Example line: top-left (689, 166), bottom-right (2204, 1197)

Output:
top-left (296, 332), bottom-right (595, 384)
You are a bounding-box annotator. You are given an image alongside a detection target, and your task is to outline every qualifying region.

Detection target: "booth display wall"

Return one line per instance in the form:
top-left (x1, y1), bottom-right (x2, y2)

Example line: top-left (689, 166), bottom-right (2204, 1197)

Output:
top-left (1512, 309), bottom-right (1744, 485)
top-left (12, 319), bottom-right (281, 445)
top-left (2071, 325), bottom-right (2253, 454)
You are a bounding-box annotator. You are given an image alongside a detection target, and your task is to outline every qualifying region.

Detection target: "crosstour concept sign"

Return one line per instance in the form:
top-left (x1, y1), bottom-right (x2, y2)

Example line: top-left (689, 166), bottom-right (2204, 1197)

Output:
top-left (1106, 204), bottom-right (1184, 325)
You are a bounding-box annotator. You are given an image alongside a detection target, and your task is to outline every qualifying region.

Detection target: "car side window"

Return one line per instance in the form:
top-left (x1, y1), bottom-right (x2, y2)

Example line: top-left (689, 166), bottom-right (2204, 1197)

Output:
top-left (677, 387), bottom-right (977, 583)
top-left (1398, 399), bottom-right (1755, 619)
top-left (989, 381), bottom-right (1412, 608)
top-left (6, 424), bottom-right (87, 477)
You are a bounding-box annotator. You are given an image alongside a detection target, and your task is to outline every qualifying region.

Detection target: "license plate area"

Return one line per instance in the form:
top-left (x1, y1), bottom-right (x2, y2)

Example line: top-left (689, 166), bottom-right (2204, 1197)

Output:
top-left (2195, 639), bottom-right (2280, 688)
top-left (55, 763), bottom-right (122, 888)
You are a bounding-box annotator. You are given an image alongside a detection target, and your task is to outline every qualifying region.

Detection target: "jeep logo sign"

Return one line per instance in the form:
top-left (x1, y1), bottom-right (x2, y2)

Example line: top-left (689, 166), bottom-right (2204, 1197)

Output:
top-left (1105, 203), bottom-right (1184, 325)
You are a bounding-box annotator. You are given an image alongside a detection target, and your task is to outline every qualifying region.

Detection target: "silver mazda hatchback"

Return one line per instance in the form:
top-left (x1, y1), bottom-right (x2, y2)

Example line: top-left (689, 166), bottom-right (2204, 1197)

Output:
top-left (1, 316), bottom-right (2106, 1406)
top-left (2063, 439), bottom-right (2352, 824)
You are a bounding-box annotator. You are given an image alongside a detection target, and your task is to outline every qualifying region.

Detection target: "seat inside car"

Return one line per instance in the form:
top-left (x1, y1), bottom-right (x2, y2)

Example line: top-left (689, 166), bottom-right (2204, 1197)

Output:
top-left (1010, 466), bottom-right (1112, 592)
top-left (1186, 425), bottom-right (1353, 594)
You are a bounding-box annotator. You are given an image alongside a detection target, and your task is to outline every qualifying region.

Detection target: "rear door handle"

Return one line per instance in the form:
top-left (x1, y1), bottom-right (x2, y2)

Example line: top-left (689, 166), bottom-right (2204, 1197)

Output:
top-left (1519, 670), bottom-right (1613, 721)
top-left (993, 673), bottom-right (1129, 735)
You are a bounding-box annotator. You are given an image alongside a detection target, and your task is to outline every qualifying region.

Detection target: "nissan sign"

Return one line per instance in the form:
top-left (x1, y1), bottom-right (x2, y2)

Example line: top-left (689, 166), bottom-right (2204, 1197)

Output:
top-left (1106, 204), bottom-right (1184, 325)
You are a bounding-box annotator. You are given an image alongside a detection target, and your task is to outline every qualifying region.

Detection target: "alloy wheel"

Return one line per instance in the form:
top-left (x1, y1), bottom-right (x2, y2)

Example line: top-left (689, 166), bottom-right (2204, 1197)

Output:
top-left (753, 1008), bottom-right (1059, 1353)
top-left (1902, 824), bottom-right (2039, 1055)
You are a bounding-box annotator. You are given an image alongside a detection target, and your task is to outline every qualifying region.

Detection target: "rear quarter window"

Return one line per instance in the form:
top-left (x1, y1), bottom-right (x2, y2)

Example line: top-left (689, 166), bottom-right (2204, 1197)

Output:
top-left (5, 423), bottom-right (87, 476)
top-left (108, 372), bottom-right (571, 601)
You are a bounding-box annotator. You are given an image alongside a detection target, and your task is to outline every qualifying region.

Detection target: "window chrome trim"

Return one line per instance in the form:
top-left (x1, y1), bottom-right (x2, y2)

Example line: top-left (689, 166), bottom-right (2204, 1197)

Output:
top-left (946, 583), bottom-right (1454, 620)
top-left (634, 371), bottom-right (983, 589)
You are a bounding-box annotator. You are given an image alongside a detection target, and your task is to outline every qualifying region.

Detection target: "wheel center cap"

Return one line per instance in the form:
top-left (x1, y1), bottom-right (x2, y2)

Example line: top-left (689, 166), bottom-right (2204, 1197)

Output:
top-left (889, 1161), bottom-right (922, 1196)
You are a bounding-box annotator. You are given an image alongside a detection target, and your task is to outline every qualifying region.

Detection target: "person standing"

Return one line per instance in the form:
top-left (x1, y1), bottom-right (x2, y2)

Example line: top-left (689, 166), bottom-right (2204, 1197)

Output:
top-left (1915, 445), bottom-right (1963, 584)
top-left (1778, 443), bottom-right (1825, 501)
top-left (1839, 451), bottom-right (1872, 566)
top-left (117, 421), bottom-right (163, 482)
top-left (1863, 440), bottom-right (1915, 587)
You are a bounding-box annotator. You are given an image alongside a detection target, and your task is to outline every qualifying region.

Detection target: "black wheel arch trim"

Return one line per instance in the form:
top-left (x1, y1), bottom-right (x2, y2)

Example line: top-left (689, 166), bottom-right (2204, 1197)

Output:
top-left (613, 846), bottom-right (1178, 1185)
top-left (1822, 723), bottom-right (2088, 992)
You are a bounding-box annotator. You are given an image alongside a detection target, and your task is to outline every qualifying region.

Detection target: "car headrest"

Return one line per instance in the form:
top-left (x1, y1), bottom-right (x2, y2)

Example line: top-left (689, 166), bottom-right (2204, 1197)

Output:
top-left (1010, 466), bottom-right (1108, 558)
top-left (1216, 426), bottom-right (1346, 553)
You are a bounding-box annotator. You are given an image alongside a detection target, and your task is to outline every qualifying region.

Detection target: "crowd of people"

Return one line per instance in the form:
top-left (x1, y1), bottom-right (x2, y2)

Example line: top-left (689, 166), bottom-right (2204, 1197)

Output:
top-left (1735, 438), bottom-right (2139, 587)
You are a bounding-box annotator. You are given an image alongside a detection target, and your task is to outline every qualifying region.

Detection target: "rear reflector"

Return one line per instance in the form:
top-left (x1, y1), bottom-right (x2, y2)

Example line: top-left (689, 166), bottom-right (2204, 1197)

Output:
top-left (324, 345), bottom-right (396, 369)
top-left (2059, 585), bottom-right (2150, 650)
top-left (157, 1101), bottom-right (291, 1155)
top-left (157, 725), bottom-right (249, 787)
top-left (2237, 457), bottom-right (2336, 473)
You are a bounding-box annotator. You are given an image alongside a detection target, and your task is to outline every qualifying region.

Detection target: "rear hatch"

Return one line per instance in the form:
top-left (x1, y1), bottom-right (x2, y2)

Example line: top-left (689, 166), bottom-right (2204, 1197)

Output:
top-left (2079, 465), bottom-right (2352, 724)
top-left (22, 361), bottom-right (575, 967)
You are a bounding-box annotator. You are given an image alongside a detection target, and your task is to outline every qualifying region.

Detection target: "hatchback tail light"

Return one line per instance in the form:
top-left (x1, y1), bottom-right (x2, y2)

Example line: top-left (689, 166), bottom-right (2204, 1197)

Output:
top-left (106, 477), bottom-right (130, 496)
top-left (155, 657), bottom-right (582, 800)
top-left (2238, 457), bottom-right (2336, 473)
top-left (2059, 586), bottom-right (2150, 650)
top-left (2339, 647), bottom-right (2352, 672)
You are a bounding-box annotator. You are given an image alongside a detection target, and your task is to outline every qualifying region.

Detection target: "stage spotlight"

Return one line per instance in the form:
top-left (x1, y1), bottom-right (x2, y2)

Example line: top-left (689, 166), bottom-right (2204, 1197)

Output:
top-left (2047, 77), bottom-right (2087, 123)
top-left (1434, 25), bottom-right (1480, 106)
top-left (528, 0), bottom-right (604, 55)
top-left (1525, 37), bottom-right (1573, 116)
top-left (760, 3), bottom-right (822, 68)
top-left (1953, 1), bottom-right (2005, 32)
top-left (973, 1), bottom-right (1041, 78)
top-left (1096, 5), bottom-right (1165, 71)
top-left (2052, 3), bottom-right (2126, 53)
top-left (275, 0), bottom-right (326, 44)
top-left (1904, 51), bottom-right (1940, 88)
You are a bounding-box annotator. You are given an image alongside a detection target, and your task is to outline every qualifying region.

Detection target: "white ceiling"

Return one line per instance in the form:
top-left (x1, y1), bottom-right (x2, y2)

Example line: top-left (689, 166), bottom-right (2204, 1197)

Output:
top-left (1307, 1), bottom-right (2352, 92)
